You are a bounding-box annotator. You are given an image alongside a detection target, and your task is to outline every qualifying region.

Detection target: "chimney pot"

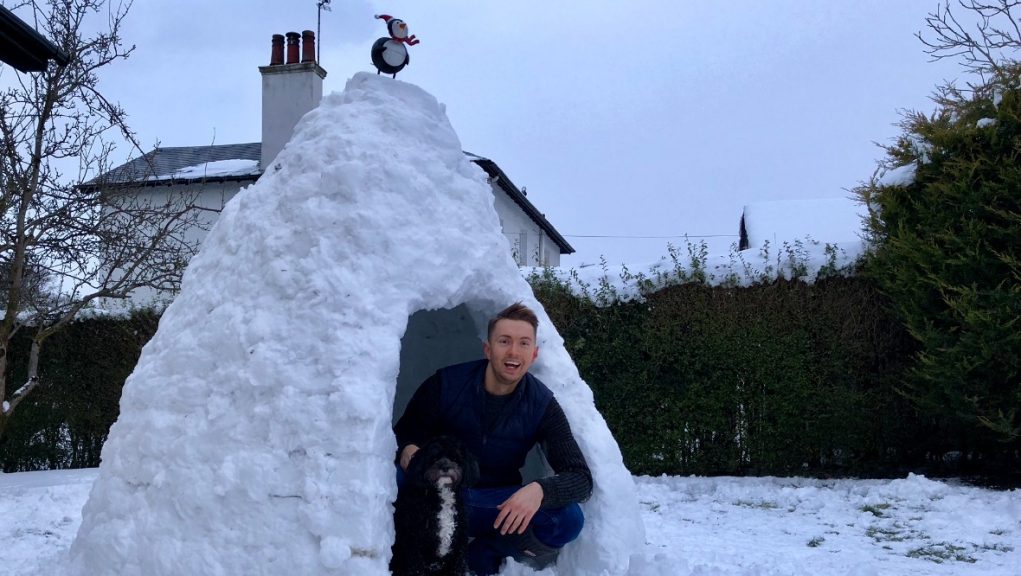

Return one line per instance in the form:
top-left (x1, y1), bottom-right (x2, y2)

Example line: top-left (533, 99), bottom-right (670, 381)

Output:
top-left (301, 30), bottom-right (316, 63)
top-left (269, 34), bottom-right (284, 66)
top-left (285, 32), bottom-right (300, 64)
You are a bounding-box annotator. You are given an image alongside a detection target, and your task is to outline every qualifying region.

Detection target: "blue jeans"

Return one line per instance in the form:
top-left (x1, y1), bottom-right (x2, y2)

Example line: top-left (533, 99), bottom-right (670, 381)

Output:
top-left (395, 467), bottom-right (585, 574)
top-left (464, 486), bottom-right (584, 547)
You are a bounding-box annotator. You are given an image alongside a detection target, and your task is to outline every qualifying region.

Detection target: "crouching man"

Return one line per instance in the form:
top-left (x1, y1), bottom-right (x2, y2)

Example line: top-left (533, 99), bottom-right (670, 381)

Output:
top-left (395, 303), bottom-right (592, 575)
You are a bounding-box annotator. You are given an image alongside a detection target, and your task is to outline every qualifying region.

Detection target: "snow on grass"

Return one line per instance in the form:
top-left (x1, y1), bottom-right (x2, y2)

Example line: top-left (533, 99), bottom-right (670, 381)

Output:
top-left (2, 468), bottom-right (1017, 575)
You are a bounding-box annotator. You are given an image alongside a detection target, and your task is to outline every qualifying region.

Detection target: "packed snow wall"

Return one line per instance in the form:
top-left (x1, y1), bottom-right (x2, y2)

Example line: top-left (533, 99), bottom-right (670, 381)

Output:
top-left (70, 72), bottom-right (644, 575)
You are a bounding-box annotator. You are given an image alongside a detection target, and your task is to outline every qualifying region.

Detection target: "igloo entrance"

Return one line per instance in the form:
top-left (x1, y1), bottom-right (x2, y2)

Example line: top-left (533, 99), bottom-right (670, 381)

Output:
top-left (393, 305), bottom-right (480, 421)
top-left (394, 304), bottom-right (551, 482)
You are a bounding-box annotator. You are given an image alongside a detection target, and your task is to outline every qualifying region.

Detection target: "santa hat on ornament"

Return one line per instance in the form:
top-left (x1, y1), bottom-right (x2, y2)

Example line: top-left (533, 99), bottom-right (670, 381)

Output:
top-left (374, 14), bottom-right (418, 45)
top-left (375, 14), bottom-right (402, 37)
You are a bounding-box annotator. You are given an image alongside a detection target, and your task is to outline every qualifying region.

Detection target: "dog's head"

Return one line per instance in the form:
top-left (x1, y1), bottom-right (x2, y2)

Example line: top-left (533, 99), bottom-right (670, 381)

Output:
top-left (406, 436), bottom-right (479, 490)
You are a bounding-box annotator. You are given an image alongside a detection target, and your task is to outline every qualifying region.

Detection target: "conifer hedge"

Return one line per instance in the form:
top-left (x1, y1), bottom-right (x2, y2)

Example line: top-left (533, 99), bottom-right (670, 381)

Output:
top-left (856, 66), bottom-right (1021, 448)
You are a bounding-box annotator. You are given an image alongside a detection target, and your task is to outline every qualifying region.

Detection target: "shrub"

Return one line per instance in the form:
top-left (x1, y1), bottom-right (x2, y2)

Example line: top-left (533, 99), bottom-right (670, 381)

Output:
top-left (856, 65), bottom-right (1021, 445)
top-left (0, 311), bottom-right (158, 471)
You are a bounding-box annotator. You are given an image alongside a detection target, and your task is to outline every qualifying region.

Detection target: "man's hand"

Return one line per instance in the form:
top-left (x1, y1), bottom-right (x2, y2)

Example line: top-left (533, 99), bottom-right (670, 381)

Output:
top-left (494, 482), bottom-right (544, 535)
top-left (399, 444), bottom-right (419, 471)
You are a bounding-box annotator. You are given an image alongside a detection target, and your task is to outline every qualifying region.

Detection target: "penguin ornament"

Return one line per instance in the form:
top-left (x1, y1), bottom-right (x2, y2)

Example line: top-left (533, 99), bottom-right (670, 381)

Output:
top-left (371, 14), bottom-right (420, 77)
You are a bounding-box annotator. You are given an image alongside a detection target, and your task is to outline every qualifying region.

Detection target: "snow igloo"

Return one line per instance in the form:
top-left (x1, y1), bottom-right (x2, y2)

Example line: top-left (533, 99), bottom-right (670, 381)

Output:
top-left (70, 73), bottom-right (644, 575)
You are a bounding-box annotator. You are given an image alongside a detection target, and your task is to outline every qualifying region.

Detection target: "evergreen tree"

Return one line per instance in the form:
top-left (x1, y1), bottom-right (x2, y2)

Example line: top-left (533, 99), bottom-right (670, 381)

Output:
top-left (857, 65), bottom-right (1021, 444)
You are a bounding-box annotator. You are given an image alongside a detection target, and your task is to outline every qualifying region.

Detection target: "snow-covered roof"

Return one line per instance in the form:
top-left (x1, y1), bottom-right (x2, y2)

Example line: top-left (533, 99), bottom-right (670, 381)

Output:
top-left (95, 142), bottom-right (574, 254)
top-left (94, 142), bottom-right (263, 186)
top-left (168, 159), bottom-right (260, 180)
top-left (740, 197), bottom-right (866, 250)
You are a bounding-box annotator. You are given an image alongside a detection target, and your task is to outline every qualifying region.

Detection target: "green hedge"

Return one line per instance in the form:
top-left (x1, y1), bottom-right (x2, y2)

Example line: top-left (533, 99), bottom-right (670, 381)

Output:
top-left (531, 272), bottom-right (1015, 478)
top-left (0, 311), bottom-right (158, 472)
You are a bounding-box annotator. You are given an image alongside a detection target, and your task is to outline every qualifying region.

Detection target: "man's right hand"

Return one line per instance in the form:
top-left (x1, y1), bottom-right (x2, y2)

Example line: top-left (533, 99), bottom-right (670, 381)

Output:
top-left (399, 444), bottom-right (420, 471)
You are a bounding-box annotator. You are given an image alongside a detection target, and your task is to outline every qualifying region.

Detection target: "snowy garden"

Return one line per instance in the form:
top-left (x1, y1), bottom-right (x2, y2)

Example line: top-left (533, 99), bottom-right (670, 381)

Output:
top-left (2, 3), bottom-right (1020, 575)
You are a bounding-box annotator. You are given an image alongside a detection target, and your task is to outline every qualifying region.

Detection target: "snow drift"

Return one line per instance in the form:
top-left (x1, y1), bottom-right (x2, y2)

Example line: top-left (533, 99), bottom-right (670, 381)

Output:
top-left (70, 72), bottom-right (643, 575)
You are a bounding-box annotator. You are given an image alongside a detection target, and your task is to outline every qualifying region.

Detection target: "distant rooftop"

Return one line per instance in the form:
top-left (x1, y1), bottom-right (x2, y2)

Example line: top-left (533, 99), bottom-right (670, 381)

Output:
top-left (96, 143), bottom-right (574, 254)
top-left (96, 143), bottom-right (262, 186)
top-left (739, 197), bottom-right (866, 251)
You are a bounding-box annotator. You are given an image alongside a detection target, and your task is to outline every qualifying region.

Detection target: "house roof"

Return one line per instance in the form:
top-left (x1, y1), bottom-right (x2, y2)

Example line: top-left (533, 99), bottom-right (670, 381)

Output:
top-left (97, 143), bottom-right (575, 254)
top-left (0, 6), bottom-right (69, 72)
top-left (96, 143), bottom-right (263, 185)
top-left (466, 153), bottom-right (574, 255)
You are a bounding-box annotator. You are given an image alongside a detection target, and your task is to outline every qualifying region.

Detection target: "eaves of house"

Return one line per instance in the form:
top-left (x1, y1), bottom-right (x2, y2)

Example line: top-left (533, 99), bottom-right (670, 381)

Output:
top-left (0, 5), bottom-right (69, 72)
top-left (466, 152), bottom-right (573, 255)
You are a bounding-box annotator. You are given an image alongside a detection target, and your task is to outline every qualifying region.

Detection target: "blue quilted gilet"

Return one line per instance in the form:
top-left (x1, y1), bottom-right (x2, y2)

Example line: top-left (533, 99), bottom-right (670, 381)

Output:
top-left (437, 359), bottom-right (553, 488)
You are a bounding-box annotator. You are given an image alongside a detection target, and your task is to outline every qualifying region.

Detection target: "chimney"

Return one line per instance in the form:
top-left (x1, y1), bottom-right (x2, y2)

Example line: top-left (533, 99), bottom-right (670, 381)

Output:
top-left (269, 34), bottom-right (284, 66)
top-left (259, 30), bottom-right (327, 170)
top-left (301, 30), bottom-right (315, 63)
top-left (285, 32), bottom-right (300, 64)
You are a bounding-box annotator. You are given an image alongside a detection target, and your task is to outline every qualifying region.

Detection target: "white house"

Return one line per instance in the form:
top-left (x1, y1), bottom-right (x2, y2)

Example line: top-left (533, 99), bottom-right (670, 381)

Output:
top-left (98, 31), bottom-right (572, 274)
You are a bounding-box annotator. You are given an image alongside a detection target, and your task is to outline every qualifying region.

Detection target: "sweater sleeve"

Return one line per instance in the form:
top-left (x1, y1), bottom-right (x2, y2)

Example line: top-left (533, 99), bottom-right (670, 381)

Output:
top-left (534, 398), bottom-right (593, 509)
top-left (393, 372), bottom-right (442, 460)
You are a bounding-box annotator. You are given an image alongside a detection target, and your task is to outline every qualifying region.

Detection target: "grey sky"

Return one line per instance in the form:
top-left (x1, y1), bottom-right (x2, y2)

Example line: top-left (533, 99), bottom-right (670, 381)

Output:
top-left (91, 1), bottom-right (962, 266)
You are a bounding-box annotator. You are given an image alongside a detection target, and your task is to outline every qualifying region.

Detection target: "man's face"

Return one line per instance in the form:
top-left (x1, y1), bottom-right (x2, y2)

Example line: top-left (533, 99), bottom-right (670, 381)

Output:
top-left (483, 318), bottom-right (538, 388)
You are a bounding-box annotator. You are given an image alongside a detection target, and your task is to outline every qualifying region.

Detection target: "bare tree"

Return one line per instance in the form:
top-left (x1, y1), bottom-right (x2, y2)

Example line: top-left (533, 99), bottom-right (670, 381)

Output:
top-left (919, 0), bottom-right (1021, 76)
top-left (0, 0), bottom-right (204, 438)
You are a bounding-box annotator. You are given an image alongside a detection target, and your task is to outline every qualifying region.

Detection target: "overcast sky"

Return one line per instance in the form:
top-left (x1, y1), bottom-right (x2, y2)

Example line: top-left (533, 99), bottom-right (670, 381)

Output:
top-left (22, 1), bottom-right (969, 266)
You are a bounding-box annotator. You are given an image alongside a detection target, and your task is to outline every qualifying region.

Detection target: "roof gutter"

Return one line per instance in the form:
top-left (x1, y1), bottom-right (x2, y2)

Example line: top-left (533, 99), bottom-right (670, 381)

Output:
top-left (0, 6), bottom-right (70, 72)
top-left (469, 156), bottom-right (575, 255)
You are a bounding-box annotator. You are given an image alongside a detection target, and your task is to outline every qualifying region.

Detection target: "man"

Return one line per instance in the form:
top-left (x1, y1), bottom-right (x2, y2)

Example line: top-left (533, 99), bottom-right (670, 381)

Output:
top-left (394, 303), bottom-right (592, 575)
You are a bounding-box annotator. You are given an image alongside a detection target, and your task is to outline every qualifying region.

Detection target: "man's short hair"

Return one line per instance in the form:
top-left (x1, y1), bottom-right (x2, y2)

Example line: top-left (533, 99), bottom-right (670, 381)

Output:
top-left (487, 302), bottom-right (539, 340)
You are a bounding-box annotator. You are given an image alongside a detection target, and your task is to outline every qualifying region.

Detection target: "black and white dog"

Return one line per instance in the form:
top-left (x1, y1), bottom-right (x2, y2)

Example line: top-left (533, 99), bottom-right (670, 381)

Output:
top-left (391, 436), bottom-right (478, 576)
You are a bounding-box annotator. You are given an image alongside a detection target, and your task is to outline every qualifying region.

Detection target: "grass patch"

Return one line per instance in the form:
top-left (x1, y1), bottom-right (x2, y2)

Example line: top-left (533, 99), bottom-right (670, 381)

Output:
top-left (976, 542), bottom-right (1014, 553)
top-left (734, 499), bottom-right (779, 510)
top-left (807, 536), bottom-right (825, 548)
top-left (907, 542), bottom-right (976, 564)
top-left (860, 503), bottom-right (893, 517)
top-left (866, 525), bottom-right (909, 543)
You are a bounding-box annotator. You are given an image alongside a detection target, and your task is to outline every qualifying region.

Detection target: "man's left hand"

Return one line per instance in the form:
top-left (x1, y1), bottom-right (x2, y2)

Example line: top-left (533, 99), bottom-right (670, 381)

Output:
top-left (494, 482), bottom-right (544, 535)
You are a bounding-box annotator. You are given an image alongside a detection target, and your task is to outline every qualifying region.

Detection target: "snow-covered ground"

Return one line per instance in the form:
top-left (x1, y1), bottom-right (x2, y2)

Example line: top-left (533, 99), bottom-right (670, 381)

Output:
top-left (1, 468), bottom-right (1017, 576)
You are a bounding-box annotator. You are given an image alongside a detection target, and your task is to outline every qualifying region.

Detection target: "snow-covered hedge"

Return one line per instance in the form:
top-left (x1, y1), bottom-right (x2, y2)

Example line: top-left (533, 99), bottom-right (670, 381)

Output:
top-left (527, 237), bottom-right (864, 305)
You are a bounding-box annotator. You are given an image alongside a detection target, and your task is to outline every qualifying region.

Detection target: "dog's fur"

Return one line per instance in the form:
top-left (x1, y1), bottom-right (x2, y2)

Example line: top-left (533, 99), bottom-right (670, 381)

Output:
top-left (391, 436), bottom-right (479, 576)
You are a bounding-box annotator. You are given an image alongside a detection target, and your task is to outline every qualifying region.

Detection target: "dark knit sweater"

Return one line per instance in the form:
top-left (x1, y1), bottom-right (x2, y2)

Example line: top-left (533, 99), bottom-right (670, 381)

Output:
top-left (395, 370), bottom-right (593, 509)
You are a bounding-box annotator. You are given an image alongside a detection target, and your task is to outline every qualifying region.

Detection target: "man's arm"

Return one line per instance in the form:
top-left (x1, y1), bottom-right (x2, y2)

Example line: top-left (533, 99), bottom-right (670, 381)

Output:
top-left (393, 372), bottom-right (443, 469)
top-left (534, 398), bottom-right (593, 508)
top-left (493, 398), bottom-right (592, 534)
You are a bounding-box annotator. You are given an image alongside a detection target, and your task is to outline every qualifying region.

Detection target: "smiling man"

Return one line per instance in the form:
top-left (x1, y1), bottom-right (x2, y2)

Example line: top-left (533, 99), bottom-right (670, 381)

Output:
top-left (394, 303), bottom-right (592, 575)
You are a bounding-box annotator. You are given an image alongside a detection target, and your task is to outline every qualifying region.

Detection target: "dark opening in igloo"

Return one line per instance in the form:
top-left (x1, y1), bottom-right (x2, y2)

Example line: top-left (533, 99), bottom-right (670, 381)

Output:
top-left (393, 304), bottom-right (482, 422)
top-left (394, 304), bottom-right (550, 481)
